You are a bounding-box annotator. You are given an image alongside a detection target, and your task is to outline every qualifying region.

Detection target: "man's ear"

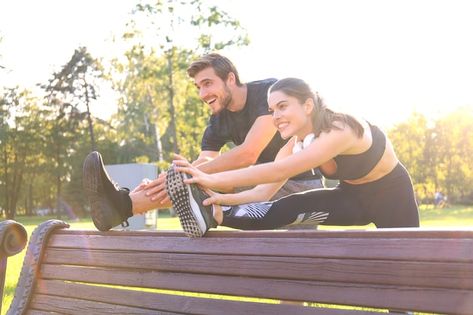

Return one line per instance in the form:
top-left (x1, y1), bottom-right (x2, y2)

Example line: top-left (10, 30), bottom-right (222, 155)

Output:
top-left (226, 72), bottom-right (236, 85)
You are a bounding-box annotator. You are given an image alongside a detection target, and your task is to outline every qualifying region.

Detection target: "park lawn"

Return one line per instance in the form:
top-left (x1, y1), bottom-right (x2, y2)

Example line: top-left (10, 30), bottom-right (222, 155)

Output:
top-left (2, 204), bottom-right (473, 314)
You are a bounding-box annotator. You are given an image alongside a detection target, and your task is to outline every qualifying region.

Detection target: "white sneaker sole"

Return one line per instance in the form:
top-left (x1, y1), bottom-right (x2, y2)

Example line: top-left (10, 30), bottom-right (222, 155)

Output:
top-left (166, 166), bottom-right (207, 237)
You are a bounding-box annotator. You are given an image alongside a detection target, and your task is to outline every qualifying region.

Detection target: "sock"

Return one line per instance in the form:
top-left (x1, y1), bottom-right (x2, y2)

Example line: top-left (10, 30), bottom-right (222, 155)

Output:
top-left (117, 188), bottom-right (133, 218)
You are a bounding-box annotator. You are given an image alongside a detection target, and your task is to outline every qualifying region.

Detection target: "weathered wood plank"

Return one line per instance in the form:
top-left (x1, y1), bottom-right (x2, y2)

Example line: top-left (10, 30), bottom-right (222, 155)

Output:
top-left (34, 280), bottom-right (372, 315)
top-left (26, 310), bottom-right (62, 315)
top-left (31, 294), bottom-right (180, 315)
top-left (42, 248), bottom-right (473, 290)
top-left (56, 228), bottom-right (473, 239)
top-left (39, 264), bottom-right (473, 314)
top-left (48, 233), bottom-right (473, 262)
top-left (9, 221), bottom-right (473, 315)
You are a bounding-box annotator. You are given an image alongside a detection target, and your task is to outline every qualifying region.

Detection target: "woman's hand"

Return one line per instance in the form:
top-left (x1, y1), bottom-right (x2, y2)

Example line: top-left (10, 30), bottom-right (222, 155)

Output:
top-left (201, 189), bottom-right (227, 206)
top-left (172, 158), bottom-right (216, 188)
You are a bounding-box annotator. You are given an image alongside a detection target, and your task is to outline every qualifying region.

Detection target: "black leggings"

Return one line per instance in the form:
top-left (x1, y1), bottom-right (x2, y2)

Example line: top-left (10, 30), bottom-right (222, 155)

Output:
top-left (222, 163), bottom-right (419, 229)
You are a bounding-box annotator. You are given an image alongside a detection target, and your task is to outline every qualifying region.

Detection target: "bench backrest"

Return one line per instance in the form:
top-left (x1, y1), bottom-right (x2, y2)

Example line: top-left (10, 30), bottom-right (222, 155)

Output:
top-left (0, 220), bottom-right (27, 315)
top-left (7, 220), bottom-right (473, 314)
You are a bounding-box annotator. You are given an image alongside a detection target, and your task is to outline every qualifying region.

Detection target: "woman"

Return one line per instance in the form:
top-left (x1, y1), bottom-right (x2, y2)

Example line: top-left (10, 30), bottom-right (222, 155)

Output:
top-left (168, 77), bottom-right (419, 237)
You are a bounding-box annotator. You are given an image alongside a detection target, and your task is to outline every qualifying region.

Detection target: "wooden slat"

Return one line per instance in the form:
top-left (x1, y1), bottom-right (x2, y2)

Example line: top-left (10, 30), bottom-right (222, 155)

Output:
top-left (42, 248), bottom-right (473, 290)
top-left (39, 264), bottom-right (473, 313)
top-left (26, 311), bottom-right (62, 315)
top-left (48, 233), bottom-right (473, 262)
top-left (34, 279), bottom-right (368, 315)
top-left (57, 228), bottom-right (473, 239)
top-left (31, 294), bottom-right (179, 315)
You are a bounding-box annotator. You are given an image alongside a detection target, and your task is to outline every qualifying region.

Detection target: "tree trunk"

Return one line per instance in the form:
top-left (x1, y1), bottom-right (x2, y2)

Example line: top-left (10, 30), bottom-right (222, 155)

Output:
top-left (83, 77), bottom-right (96, 151)
top-left (166, 50), bottom-right (179, 154)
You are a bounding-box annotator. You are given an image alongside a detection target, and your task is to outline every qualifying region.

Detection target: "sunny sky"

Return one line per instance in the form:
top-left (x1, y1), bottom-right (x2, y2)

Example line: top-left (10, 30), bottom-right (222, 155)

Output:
top-left (1, 0), bottom-right (473, 127)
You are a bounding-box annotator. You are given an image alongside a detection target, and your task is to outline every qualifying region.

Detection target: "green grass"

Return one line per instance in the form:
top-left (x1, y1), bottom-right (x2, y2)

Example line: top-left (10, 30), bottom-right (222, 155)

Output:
top-left (2, 204), bottom-right (473, 313)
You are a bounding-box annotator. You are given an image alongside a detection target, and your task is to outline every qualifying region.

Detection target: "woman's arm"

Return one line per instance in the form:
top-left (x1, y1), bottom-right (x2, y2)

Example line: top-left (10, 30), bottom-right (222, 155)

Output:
top-left (201, 139), bottom-right (295, 205)
top-left (203, 182), bottom-right (285, 206)
top-left (176, 126), bottom-right (357, 191)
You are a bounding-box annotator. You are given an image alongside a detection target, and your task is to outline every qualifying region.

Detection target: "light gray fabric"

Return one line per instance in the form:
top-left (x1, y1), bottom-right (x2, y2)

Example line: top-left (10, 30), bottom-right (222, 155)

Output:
top-left (270, 178), bottom-right (324, 201)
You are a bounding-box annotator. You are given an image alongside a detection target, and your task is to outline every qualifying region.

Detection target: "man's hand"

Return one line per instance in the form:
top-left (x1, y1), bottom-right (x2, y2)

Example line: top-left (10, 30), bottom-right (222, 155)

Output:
top-left (142, 172), bottom-right (171, 206)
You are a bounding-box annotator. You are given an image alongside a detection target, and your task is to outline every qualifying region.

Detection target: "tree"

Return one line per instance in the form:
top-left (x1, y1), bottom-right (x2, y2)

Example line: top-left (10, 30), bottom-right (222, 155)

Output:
top-left (43, 47), bottom-right (104, 151)
top-left (388, 112), bottom-right (431, 200)
top-left (39, 47), bottom-right (103, 216)
top-left (0, 88), bottom-right (44, 218)
top-left (110, 0), bottom-right (249, 164)
top-left (389, 108), bottom-right (473, 204)
top-left (431, 107), bottom-right (473, 201)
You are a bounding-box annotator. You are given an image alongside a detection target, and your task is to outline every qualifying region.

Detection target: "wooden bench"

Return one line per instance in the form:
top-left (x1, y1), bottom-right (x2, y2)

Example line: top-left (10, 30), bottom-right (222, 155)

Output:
top-left (5, 219), bottom-right (473, 314)
top-left (1, 220), bottom-right (28, 314)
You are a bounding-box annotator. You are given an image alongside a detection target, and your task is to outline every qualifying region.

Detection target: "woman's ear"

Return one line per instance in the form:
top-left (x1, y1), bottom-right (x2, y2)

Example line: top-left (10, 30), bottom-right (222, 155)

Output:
top-left (304, 98), bottom-right (315, 115)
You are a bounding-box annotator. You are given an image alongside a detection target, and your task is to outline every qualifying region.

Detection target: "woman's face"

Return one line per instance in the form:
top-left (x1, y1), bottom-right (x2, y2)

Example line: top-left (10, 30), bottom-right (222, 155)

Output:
top-left (268, 90), bottom-right (314, 140)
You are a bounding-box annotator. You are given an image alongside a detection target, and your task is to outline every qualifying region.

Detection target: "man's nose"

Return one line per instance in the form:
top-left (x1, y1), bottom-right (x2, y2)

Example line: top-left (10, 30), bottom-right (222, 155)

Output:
top-left (199, 87), bottom-right (207, 99)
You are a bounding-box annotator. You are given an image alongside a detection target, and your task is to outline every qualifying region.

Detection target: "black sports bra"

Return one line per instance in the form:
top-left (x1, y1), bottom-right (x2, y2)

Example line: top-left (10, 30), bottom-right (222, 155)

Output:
top-left (322, 123), bottom-right (386, 180)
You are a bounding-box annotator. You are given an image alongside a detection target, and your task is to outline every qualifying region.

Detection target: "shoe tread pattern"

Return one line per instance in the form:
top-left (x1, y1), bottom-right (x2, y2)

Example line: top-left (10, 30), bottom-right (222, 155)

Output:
top-left (165, 166), bottom-right (204, 238)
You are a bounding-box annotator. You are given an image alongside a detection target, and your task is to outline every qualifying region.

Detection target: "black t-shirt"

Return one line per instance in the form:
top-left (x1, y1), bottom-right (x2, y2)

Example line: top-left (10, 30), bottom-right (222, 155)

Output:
top-left (201, 78), bottom-right (285, 164)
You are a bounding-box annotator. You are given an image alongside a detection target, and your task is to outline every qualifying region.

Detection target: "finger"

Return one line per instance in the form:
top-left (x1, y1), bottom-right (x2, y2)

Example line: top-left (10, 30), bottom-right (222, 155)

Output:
top-left (172, 153), bottom-right (188, 162)
top-left (151, 189), bottom-right (168, 201)
top-left (182, 176), bottom-right (198, 185)
top-left (161, 195), bottom-right (171, 205)
top-left (173, 159), bottom-right (191, 167)
top-left (175, 166), bottom-right (197, 179)
top-left (203, 187), bottom-right (215, 197)
top-left (144, 178), bottom-right (162, 189)
top-left (203, 196), bottom-right (218, 206)
top-left (145, 182), bottom-right (166, 196)
top-left (131, 181), bottom-right (147, 193)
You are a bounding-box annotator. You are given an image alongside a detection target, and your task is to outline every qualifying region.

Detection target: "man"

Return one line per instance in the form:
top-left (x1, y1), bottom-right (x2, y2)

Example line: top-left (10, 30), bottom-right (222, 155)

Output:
top-left (83, 53), bottom-right (323, 231)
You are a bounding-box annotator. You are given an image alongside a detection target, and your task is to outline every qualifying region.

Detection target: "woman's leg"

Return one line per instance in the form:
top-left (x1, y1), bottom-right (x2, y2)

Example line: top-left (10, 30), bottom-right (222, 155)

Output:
top-left (221, 186), bottom-right (371, 230)
top-left (367, 165), bottom-right (420, 228)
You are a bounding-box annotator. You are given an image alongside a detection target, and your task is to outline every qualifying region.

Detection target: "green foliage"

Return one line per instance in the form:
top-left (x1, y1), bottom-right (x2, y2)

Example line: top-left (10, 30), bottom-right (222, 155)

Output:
top-left (0, 88), bottom-right (48, 218)
top-left (389, 108), bottom-right (473, 203)
top-left (109, 0), bottom-right (249, 165)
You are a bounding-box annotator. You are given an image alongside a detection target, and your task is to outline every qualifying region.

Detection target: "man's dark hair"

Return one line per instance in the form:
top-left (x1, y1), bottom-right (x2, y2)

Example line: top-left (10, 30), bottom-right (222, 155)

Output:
top-left (187, 53), bottom-right (242, 86)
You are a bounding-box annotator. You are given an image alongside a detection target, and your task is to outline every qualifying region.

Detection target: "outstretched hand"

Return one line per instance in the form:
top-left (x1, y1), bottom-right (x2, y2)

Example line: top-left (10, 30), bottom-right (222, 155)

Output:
top-left (201, 188), bottom-right (226, 206)
top-left (172, 154), bottom-right (216, 189)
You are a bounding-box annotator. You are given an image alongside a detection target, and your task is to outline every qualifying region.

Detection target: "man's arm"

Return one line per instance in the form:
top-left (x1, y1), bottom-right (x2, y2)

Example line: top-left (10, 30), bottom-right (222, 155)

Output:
top-left (197, 115), bottom-right (277, 174)
top-left (192, 150), bottom-right (219, 167)
top-left (134, 115), bottom-right (276, 204)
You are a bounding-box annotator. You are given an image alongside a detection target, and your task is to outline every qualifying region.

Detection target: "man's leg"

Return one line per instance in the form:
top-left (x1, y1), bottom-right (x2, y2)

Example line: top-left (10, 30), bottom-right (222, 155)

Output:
top-left (83, 151), bottom-right (134, 231)
top-left (83, 152), bottom-right (175, 231)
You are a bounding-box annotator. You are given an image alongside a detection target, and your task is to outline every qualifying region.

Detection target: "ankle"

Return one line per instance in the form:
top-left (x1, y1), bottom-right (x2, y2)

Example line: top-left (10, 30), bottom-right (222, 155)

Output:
top-left (117, 189), bottom-right (133, 218)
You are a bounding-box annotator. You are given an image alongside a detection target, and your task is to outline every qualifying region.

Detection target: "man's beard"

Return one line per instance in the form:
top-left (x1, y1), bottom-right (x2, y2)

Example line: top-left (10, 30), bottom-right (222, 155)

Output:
top-left (214, 85), bottom-right (233, 114)
top-left (222, 84), bottom-right (234, 108)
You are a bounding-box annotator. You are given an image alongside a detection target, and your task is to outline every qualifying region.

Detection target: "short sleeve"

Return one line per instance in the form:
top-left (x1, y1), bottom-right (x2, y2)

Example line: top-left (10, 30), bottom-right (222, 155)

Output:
top-left (201, 124), bottom-right (225, 152)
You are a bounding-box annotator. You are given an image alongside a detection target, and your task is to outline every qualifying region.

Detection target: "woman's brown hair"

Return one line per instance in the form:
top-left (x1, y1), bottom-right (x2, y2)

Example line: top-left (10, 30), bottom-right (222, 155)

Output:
top-left (269, 78), bottom-right (364, 138)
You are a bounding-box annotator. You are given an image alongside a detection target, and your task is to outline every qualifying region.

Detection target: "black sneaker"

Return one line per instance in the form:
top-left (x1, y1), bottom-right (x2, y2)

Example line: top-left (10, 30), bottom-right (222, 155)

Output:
top-left (165, 165), bottom-right (217, 238)
top-left (83, 151), bottom-right (132, 231)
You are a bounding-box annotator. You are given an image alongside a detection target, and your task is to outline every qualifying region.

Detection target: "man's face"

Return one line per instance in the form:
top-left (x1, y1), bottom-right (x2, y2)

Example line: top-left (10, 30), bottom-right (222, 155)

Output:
top-left (193, 67), bottom-right (232, 114)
